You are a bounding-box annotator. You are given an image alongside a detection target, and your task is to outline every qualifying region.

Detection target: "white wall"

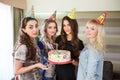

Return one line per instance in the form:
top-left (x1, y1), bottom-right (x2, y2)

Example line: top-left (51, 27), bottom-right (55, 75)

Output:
top-left (0, 3), bottom-right (14, 80)
top-left (26, 0), bottom-right (120, 12)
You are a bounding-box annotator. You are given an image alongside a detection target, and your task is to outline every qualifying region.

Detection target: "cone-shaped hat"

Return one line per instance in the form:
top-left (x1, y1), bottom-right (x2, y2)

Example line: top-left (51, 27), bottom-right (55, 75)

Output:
top-left (49, 10), bottom-right (57, 21)
top-left (67, 8), bottom-right (76, 19)
top-left (30, 5), bottom-right (35, 18)
top-left (96, 11), bottom-right (108, 25)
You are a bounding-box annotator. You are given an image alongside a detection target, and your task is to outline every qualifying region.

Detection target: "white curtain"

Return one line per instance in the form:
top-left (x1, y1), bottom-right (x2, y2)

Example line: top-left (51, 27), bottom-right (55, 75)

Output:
top-left (0, 3), bottom-right (14, 80)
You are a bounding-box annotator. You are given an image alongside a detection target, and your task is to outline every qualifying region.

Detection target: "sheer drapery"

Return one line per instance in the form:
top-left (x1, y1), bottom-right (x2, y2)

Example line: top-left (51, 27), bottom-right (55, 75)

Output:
top-left (13, 7), bottom-right (24, 44)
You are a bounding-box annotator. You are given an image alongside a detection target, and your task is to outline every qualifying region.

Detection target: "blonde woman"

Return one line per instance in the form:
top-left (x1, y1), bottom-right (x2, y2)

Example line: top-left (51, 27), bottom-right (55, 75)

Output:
top-left (77, 19), bottom-right (106, 80)
top-left (39, 19), bottom-right (58, 80)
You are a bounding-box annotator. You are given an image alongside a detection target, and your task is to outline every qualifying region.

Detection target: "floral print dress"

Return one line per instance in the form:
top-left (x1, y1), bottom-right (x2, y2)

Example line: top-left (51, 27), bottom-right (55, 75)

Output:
top-left (14, 43), bottom-right (42, 80)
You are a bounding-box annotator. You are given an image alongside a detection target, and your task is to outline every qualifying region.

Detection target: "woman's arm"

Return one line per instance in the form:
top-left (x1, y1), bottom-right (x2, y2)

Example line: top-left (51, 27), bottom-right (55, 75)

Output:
top-left (15, 60), bottom-right (49, 75)
top-left (55, 43), bottom-right (58, 50)
top-left (86, 49), bottom-right (98, 80)
top-left (72, 50), bottom-right (81, 66)
top-left (72, 59), bottom-right (79, 66)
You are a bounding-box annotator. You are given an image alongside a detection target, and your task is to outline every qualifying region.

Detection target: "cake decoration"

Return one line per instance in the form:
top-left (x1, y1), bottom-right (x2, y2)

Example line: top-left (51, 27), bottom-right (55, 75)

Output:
top-left (48, 50), bottom-right (71, 64)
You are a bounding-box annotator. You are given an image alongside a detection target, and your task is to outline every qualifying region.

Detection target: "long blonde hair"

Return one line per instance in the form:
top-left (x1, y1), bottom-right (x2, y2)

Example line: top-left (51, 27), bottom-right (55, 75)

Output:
top-left (86, 19), bottom-right (106, 53)
top-left (40, 19), bottom-right (58, 42)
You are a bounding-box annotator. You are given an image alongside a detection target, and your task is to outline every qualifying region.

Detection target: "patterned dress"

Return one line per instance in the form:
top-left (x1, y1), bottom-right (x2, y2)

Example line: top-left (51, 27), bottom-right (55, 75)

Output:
top-left (39, 38), bottom-right (55, 80)
top-left (14, 42), bottom-right (42, 80)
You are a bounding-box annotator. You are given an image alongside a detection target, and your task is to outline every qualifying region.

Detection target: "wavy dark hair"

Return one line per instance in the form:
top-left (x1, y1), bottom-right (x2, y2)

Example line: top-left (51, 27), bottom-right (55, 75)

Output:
top-left (15, 17), bottom-right (38, 61)
top-left (60, 16), bottom-right (80, 56)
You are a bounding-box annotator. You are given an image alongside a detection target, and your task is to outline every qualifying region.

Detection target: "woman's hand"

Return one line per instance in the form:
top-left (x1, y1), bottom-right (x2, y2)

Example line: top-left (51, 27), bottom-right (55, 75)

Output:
top-left (36, 63), bottom-right (51, 70)
top-left (72, 59), bottom-right (78, 66)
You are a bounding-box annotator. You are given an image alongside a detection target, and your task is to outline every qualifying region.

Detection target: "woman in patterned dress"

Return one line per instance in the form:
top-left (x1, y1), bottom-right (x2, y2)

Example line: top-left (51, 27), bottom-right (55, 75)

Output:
top-left (14, 17), bottom-right (50, 80)
top-left (38, 19), bottom-right (58, 80)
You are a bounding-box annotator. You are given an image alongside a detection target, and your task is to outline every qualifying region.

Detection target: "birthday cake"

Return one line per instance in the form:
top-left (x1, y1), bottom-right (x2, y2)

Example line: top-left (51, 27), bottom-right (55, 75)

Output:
top-left (48, 50), bottom-right (71, 64)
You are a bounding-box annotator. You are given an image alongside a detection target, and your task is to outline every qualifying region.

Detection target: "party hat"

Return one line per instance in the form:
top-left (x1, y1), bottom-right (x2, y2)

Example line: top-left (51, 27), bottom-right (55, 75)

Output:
top-left (31, 5), bottom-right (35, 18)
top-left (96, 11), bottom-right (108, 25)
top-left (67, 8), bottom-right (76, 19)
top-left (49, 10), bottom-right (57, 21)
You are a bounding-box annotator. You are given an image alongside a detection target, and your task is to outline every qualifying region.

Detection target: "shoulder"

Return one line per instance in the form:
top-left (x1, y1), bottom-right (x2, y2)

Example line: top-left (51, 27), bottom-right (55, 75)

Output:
top-left (15, 44), bottom-right (28, 55)
top-left (40, 37), bottom-right (44, 42)
top-left (14, 44), bottom-right (27, 62)
top-left (18, 44), bottom-right (27, 51)
top-left (40, 37), bottom-right (45, 43)
top-left (55, 35), bottom-right (61, 43)
top-left (87, 47), bottom-right (101, 59)
top-left (56, 35), bottom-right (61, 39)
top-left (14, 44), bottom-right (27, 51)
top-left (78, 39), bottom-right (84, 44)
top-left (38, 37), bottom-right (44, 49)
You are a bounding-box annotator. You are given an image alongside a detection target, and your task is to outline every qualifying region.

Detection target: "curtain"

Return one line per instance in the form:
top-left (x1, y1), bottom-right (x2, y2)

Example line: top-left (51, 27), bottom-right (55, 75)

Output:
top-left (13, 7), bottom-right (24, 44)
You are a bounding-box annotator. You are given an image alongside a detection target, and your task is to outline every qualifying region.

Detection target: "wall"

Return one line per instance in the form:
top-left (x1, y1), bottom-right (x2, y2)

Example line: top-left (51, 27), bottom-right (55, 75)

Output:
top-left (26, 0), bottom-right (120, 12)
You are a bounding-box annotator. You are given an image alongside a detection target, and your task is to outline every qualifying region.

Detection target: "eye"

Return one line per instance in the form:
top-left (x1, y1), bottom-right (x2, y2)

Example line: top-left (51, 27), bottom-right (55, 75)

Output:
top-left (29, 25), bottom-right (33, 29)
top-left (86, 26), bottom-right (89, 29)
top-left (48, 26), bottom-right (52, 29)
top-left (67, 24), bottom-right (70, 27)
top-left (54, 27), bottom-right (57, 29)
top-left (35, 24), bottom-right (38, 28)
top-left (91, 26), bottom-right (95, 30)
top-left (63, 24), bottom-right (66, 27)
top-left (91, 28), bottom-right (94, 30)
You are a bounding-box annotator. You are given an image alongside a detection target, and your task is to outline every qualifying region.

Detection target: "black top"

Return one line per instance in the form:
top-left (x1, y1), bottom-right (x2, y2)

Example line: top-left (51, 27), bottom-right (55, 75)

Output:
top-left (55, 35), bottom-right (84, 80)
top-left (55, 35), bottom-right (84, 59)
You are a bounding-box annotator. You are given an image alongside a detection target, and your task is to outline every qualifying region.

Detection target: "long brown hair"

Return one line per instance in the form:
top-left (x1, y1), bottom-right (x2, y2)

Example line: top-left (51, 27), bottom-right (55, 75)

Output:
top-left (60, 16), bottom-right (80, 56)
top-left (41, 19), bottom-right (58, 42)
top-left (15, 17), bottom-right (38, 61)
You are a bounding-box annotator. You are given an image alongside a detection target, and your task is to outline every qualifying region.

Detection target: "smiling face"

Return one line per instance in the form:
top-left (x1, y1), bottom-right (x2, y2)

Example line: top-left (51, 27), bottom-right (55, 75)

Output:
top-left (46, 22), bottom-right (57, 37)
top-left (85, 22), bottom-right (98, 42)
top-left (63, 20), bottom-right (72, 35)
top-left (22, 20), bottom-right (39, 39)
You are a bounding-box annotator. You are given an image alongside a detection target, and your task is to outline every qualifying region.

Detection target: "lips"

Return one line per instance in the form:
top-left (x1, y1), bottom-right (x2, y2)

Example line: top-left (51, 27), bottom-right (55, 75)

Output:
top-left (33, 32), bottom-right (38, 35)
top-left (51, 32), bottom-right (55, 34)
top-left (65, 30), bottom-right (70, 33)
top-left (86, 33), bottom-right (91, 37)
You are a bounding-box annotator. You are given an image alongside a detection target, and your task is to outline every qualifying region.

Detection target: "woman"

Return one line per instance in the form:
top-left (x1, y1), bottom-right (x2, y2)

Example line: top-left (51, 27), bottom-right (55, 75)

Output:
top-left (14, 17), bottom-right (49, 80)
top-left (55, 16), bottom-right (84, 80)
top-left (39, 19), bottom-right (58, 80)
top-left (77, 19), bottom-right (106, 80)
